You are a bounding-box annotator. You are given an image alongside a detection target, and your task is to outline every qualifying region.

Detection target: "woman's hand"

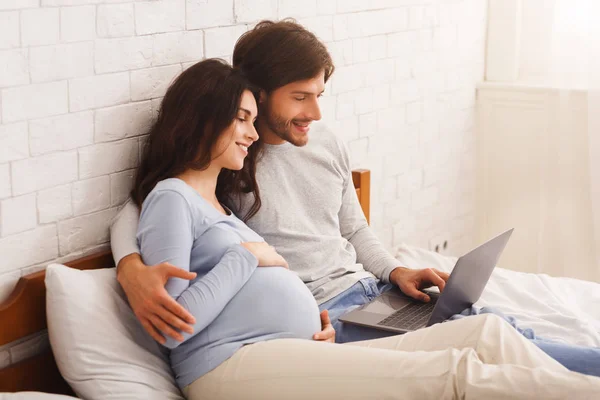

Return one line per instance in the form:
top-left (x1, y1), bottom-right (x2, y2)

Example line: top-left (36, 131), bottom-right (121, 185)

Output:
top-left (313, 310), bottom-right (336, 343)
top-left (240, 242), bottom-right (289, 269)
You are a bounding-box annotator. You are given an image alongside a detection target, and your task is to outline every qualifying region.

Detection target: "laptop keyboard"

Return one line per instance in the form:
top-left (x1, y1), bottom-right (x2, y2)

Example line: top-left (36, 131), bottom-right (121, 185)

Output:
top-left (377, 301), bottom-right (436, 330)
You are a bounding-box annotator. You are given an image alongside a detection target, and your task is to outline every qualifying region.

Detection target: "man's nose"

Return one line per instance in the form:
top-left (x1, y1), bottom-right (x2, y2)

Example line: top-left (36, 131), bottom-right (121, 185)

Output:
top-left (308, 98), bottom-right (322, 121)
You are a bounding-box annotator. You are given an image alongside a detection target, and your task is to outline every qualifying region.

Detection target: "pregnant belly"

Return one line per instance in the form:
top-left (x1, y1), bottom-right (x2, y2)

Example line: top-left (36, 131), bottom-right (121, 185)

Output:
top-left (210, 267), bottom-right (322, 341)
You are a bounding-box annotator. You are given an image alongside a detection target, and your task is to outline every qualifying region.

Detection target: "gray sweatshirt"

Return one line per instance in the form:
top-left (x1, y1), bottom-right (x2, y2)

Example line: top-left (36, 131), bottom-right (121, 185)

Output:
top-left (138, 178), bottom-right (320, 388)
top-left (110, 122), bottom-right (399, 304)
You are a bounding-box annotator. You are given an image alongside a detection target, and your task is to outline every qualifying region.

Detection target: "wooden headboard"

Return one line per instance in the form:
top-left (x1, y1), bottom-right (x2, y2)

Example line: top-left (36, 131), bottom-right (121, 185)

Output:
top-left (0, 169), bottom-right (371, 395)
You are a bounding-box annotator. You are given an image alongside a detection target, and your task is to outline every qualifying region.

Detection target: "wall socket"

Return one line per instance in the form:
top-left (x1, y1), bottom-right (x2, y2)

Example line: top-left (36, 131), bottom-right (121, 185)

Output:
top-left (429, 235), bottom-right (450, 254)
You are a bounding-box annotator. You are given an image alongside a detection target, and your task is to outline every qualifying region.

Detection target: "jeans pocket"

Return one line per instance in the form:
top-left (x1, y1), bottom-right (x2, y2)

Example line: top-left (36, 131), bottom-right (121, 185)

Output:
top-left (358, 278), bottom-right (379, 300)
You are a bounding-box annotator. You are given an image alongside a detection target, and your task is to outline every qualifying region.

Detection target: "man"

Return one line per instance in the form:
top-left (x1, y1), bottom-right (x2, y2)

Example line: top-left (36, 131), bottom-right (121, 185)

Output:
top-left (111, 20), bottom-right (600, 376)
top-left (112, 19), bottom-right (449, 346)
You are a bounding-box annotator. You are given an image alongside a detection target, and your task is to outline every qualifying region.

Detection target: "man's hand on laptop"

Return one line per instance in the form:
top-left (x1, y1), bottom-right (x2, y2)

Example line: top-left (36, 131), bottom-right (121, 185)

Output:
top-left (313, 310), bottom-right (336, 343)
top-left (389, 267), bottom-right (450, 303)
top-left (117, 253), bottom-right (197, 344)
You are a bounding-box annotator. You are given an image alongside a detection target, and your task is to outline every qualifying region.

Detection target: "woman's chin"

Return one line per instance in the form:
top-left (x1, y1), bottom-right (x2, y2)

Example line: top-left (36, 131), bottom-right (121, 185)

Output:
top-left (224, 161), bottom-right (244, 171)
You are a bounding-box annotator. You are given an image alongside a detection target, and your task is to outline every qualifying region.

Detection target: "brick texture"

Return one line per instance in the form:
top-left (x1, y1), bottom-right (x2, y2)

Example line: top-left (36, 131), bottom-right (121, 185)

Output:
top-left (0, 0), bottom-right (485, 303)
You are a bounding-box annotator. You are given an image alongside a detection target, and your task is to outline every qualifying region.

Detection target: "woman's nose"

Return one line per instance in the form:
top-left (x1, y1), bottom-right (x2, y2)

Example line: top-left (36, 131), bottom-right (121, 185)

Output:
top-left (247, 124), bottom-right (259, 142)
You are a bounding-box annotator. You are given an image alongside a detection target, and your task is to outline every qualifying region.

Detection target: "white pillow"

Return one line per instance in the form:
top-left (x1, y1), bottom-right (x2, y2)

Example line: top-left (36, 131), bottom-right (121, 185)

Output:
top-left (45, 264), bottom-right (184, 400)
top-left (0, 392), bottom-right (78, 400)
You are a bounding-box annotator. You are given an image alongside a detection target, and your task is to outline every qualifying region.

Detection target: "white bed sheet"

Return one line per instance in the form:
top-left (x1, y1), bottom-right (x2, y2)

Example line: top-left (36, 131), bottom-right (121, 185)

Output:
top-left (395, 243), bottom-right (600, 347)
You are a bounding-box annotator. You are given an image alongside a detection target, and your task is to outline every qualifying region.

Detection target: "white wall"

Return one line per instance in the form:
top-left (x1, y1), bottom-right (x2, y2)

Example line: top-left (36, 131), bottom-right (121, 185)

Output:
top-left (481, 0), bottom-right (600, 280)
top-left (0, 0), bottom-right (488, 302)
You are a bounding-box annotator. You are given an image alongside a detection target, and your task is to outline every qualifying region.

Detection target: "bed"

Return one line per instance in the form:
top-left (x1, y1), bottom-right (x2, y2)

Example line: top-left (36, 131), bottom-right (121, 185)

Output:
top-left (1, 168), bottom-right (599, 398)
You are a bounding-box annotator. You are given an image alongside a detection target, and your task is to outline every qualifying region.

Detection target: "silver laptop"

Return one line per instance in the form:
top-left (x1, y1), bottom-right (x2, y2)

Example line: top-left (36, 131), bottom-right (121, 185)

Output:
top-left (339, 229), bottom-right (514, 333)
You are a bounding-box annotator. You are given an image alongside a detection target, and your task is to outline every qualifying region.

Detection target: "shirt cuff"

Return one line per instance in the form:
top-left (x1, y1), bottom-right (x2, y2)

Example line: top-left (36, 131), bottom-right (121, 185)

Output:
top-left (380, 257), bottom-right (401, 284)
top-left (230, 244), bottom-right (259, 267)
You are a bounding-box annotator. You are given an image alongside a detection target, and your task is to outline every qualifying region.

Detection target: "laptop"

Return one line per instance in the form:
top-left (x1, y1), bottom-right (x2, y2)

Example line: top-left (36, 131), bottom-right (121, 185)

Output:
top-left (339, 229), bottom-right (514, 333)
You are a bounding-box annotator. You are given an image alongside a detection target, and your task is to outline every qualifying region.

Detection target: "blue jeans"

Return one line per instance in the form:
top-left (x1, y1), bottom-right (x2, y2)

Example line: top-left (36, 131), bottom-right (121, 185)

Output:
top-left (319, 277), bottom-right (600, 377)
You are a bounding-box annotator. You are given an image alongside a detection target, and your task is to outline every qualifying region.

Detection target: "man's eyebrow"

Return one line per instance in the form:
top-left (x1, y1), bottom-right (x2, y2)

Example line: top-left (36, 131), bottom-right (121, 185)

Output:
top-left (290, 90), bottom-right (325, 95)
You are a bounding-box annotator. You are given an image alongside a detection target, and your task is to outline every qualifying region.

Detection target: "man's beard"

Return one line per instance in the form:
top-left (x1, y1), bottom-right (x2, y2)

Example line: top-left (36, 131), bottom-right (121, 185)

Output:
top-left (264, 110), bottom-right (310, 147)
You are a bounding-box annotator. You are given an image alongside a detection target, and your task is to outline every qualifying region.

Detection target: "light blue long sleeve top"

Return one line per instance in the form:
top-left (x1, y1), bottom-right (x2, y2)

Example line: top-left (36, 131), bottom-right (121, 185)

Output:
top-left (137, 178), bottom-right (321, 389)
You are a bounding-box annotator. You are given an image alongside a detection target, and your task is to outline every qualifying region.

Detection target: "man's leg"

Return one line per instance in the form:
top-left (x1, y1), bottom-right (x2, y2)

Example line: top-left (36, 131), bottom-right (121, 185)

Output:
top-left (451, 306), bottom-right (600, 377)
top-left (184, 315), bottom-right (600, 400)
top-left (319, 278), bottom-right (397, 343)
top-left (532, 339), bottom-right (600, 377)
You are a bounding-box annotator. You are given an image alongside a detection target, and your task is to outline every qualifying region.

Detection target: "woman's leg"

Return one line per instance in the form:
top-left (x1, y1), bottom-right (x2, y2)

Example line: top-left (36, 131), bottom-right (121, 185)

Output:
top-left (451, 306), bottom-right (600, 376)
top-left (347, 313), bottom-right (566, 371)
top-left (183, 315), bottom-right (600, 400)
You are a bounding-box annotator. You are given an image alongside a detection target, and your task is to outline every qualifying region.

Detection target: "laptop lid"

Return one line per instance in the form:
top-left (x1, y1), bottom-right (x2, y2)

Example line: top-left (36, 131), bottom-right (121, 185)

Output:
top-left (426, 228), bottom-right (514, 326)
top-left (339, 229), bottom-right (514, 333)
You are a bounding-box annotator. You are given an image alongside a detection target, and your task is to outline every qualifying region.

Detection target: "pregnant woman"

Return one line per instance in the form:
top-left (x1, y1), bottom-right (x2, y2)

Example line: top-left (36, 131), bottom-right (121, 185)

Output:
top-left (133, 58), bottom-right (600, 400)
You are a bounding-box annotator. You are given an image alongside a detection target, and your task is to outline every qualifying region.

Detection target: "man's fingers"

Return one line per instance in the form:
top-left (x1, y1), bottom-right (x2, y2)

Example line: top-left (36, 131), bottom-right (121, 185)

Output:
top-left (161, 263), bottom-right (197, 281)
top-left (433, 269), bottom-right (450, 282)
top-left (157, 303), bottom-right (194, 335)
top-left (425, 269), bottom-right (446, 292)
top-left (149, 314), bottom-right (184, 342)
top-left (403, 284), bottom-right (430, 302)
top-left (161, 294), bottom-right (196, 325)
top-left (141, 317), bottom-right (166, 344)
top-left (320, 309), bottom-right (331, 324)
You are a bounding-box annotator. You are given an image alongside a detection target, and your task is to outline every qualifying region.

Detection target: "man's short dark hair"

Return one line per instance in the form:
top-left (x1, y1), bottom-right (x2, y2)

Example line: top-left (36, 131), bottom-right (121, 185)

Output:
top-left (233, 19), bottom-right (335, 92)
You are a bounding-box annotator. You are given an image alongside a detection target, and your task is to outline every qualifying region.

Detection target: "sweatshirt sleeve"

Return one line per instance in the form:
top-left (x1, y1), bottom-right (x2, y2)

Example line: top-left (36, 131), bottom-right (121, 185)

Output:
top-left (336, 144), bottom-right (399, 283)
top-left (110, 199), bottom-right (141, 267)
top-left (137, 189), bottom-right (258, 349)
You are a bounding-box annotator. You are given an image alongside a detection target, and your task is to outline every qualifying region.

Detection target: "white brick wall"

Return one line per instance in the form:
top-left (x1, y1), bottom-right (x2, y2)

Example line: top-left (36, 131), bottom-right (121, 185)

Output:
top-left (29, 111), bottom-right (94, 156)
top-left (0, 0), bottom-right (486, 310)
top-left (2, 81), bottom-right (68, 122)
top-left (21, 8), bottom-right (60, 47)
top-left (130, 64), bottom-right (182, 101)
top-left (234, 0), bottom-right (277, 23)
top-left (204, 25), bottom-right (247, 58)
top-left (72, 176), bottom-right (111, 216)
top-left (1, 193), bottom-right (37, 236)
top-left (134, 0), bottom-right (185, 35)
top-left (0, 164), bottom-right (10, 199)
top-left (11, 151), bottom-right (78, 196)
top-left (60, 6), bottom-right (96, 43)
top-left (95, 101), bottom-right (153, 143)
top-left (37, 184), bottom-right (72, 224)
top-left (0, 49), bottom-right (29, 88)
top-left (97, 3), bottom-right (135, 38)
top-left (0, 12), bottom-right (20, 50)
top-left (188, 0), bottom-right (235, 29)
top-left (0, 122), bottom-right (28, 162)
top-left (29, 42), bottom-right (94, 83)
top-left (69, 72), bottom-right (130, 111)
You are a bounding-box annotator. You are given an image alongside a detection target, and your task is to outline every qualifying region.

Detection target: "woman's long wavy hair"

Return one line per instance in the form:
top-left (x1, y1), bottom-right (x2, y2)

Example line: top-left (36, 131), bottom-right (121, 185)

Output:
top-left (131, 59), bottom-right (263, 221)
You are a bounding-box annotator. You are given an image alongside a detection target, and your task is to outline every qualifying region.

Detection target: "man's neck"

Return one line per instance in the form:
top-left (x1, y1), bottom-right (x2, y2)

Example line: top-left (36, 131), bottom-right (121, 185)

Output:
top-left (256, 118), bottom-right (285, 145)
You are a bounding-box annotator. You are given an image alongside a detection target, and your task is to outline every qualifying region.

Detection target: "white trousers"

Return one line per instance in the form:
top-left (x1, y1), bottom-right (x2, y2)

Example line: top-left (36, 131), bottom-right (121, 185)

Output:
top-left (183, 314), bottom-right (600, 399)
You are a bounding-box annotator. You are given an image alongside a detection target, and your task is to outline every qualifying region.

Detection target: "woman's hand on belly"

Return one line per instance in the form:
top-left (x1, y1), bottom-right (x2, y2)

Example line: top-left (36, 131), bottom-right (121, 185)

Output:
top-left (240, 242), bottom-right (289, 269)
top-left (312, 310), bottom-right (336, 343)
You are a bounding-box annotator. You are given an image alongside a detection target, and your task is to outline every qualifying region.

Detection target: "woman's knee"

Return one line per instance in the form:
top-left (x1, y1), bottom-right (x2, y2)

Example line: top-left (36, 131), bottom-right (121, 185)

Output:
top-left (478, 312), bottom-right (510, 327)
top-left (470, 313), bottom-right (518, 339)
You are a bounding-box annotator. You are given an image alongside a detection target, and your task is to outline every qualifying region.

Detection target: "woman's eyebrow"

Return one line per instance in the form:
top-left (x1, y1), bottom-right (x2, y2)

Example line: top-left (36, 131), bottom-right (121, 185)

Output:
top-left (238, 108), bottom-right (253, 116)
